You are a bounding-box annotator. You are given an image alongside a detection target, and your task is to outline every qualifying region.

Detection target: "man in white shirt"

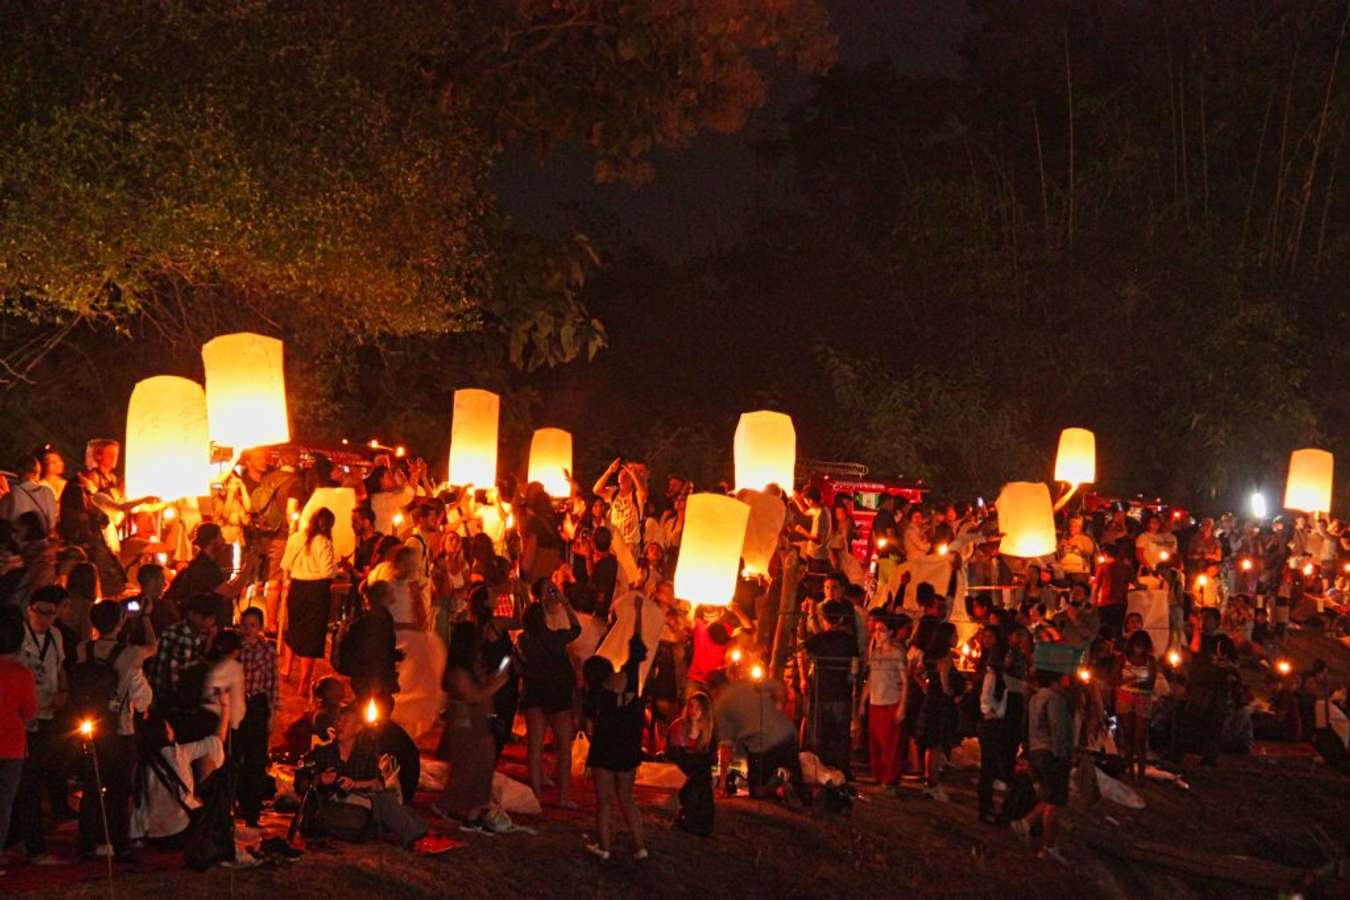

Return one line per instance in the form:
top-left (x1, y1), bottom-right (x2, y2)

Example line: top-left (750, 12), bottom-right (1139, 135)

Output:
top-left (14, 585), bottom-right (68, 862)
top-left (1135, 513), bottom-right (1177, 570)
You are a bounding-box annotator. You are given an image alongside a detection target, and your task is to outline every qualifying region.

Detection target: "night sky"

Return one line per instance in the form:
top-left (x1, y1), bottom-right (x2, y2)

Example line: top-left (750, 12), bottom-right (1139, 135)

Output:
top-left (496, 0), bottom-right (976, 260)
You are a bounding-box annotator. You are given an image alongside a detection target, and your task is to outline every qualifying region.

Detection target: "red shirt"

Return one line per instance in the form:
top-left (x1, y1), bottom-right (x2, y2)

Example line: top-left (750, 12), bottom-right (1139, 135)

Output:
top-left (687, 620), bottom-right (727, 685)
top-left (0, 658), bottom-right (37, 758)
top-left (1093, 560), bottom-right (1132, 607)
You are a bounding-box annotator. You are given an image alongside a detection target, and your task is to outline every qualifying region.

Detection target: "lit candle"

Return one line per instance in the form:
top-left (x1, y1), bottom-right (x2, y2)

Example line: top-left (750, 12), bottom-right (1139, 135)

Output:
top-left (876, 536), bottom-right (888, 549)
top-left (937, 543), bottom-right (949, 556)
top-left (1276, 659), bottom-right (1293, 676)
top-left (1159, 550), bottom-right (1170, 563)
top-left (231, 542), bottom-right (242, 573)
top-left (392, 512), bottom-right (404, 528)
top-left (1076, 667), bottom-right (1092, 684)
top-left (365, 697), bottom-right (379, 725)
top-left (729, 648), bottom-right (743, 664)
top-left (750, 664), bottom-right (765, 682)
top-left (1096, 554), bottom-right (1106, 565)
top-left (78, 719), bottom-right (95, 738)
top-left (395, 445), bottom-right (406, 458)
top-left (155, 552), bottom-right (168, 566)
top-left (1240, 558), bottom-right (1253, 572)
top-left (162, 506), bottom-right (177, 521)
top-left (1166, 650), bottom-right (1182, 668)
top-left (1196, 574), bottom-right (1209, 588)
top-left (369, 439), bottom-right (379, 449)
top-left (1302, 562), bottom-right (1314, 577)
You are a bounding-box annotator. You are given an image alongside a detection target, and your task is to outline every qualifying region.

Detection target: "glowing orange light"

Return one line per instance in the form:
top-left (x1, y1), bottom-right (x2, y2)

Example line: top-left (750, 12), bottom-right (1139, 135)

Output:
top-left (1159, 550), bottom-right (1170, 563)
top-left (78, 719), bottom-right (95, 738)
top-left (289, 511), bottom-right (300, 523)
top-left (155, 553), bottom-right (168, 566)
top-left (729, 648), bottom-right (743, 664)
top-left (876, 536), bottom-right (888, 549)
top-left (1076, 667), bottom-right (1092, 684)
top-left (1166, 650), bottom-right (1182, 668)
top-left (1096, 554), bottom-right (1106, 565)
top-left (1343, 562), bottom-right (1350, 574)
top-left (369, 439), bottom-right (379, 449)
top-left (162, 506), bottom-right (177, 522)
top-left (937, 543), bottom-right (949, 556)
top-left (394, 446), bottom-right (406, 458)
top-left (1241, 558), bottom-right (1254, 572)
top-left (392, 512), bottom-right (404, 527)
top-left (365, 698), bottom-right (379, 725)
top-left (1276, 659), bottom-right (1293, 676)
top-left (1196, 575), bottom-right (1209, 588)
top-left (750, 664), bottom-right (765, 682)
top-left (1302, 563), bottom-right (1315, 577)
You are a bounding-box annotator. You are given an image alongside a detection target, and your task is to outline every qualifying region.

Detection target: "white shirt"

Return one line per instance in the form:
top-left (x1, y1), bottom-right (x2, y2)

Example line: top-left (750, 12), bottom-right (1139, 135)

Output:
top-left (371, 485), bottom-right (415, 536)
top-left (83, 639), bottom-right (154, 736)
top-left (203, 657), bottom-right (246, 729)
top-left (980, 669), bottom-right (1008, 719)
top-left (19, 624), bottom-right (64, 724)
top-left (282, 532), bottom-right (337, 581)
top-left (131, 735), bottom-right (224, 839)
top-left (1135, 531), bottom-right (1178, 569)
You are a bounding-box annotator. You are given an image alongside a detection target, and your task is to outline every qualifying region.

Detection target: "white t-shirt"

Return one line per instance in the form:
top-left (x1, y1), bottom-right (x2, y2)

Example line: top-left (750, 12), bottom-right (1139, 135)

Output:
top-left (20, 624), bottom-right (65, 724)
top-left (866, 640), bottom-right (904, 706)
top-left (1135, 531), bottom-right (1178, 569)
top-left (131, 735), bottom-right (224, 839)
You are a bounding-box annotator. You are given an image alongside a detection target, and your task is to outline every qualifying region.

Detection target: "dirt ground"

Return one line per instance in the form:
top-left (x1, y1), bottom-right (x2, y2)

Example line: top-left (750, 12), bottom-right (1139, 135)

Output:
top-left (12, 626), bottom-right (1350, 900)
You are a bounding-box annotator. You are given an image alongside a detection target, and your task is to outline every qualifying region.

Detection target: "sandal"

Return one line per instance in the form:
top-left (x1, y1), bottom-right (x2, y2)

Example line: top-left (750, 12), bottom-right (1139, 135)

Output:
top-left (585, 842), bottom-right (610, 861)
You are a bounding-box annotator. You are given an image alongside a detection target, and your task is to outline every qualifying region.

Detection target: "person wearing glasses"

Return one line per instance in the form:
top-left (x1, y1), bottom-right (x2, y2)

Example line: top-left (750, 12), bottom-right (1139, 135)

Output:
top-left (12, 586), bottom-right (70, 865)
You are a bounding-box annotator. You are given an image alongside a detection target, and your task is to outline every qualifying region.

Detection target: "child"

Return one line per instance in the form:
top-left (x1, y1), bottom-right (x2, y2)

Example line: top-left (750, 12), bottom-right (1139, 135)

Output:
top-left (275, 677), bottom-right (345, 762)
top-left (1111, 630), bottom-right (1157, 781)
top-left (582, 656), bottom-right (647, 861)
top-left (665, 692), bottom-right (714, 836)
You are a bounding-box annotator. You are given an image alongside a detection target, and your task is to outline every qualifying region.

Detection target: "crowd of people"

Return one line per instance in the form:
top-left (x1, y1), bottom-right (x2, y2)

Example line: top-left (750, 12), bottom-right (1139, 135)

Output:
top-left (1, 439), bottom-right (1347, 878)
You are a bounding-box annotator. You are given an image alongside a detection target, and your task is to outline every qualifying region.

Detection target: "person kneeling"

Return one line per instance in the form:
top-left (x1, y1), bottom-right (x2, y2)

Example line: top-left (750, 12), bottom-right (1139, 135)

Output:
top-left (303, 703), bottom-right (430, 850)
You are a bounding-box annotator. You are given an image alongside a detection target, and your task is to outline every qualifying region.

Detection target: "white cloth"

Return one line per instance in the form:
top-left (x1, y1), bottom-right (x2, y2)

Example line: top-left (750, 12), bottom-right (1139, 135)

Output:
top-left (371, 485), bottom-right (415, 536)
top-left (595, 591), bottom-right (665, 694)
top-left (131, 735), bottom-right (224, 839)
top-left (203, 657), bottom-right (246, 730)
top-left (282, 533), bottom-right (337, 581)
top-left (385, 576), bottom-right (446, 741)
top-left (568, 614), bottom-right (608, 678)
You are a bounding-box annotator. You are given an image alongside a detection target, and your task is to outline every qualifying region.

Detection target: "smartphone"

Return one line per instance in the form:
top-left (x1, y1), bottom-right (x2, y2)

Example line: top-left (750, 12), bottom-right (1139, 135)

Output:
top-left (125, 600), bottom-right (141, 612)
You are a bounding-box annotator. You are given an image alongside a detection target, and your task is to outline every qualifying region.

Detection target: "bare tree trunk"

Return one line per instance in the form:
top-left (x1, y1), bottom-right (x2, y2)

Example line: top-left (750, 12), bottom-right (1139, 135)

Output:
top-left (1241, 88), bottom-right (1275, 251)
top-left (1314, 113), bottom-right (1346, 278)
top-left (1289, 0), bottom-right (1349, 275)
top-left (1179, 57), bottom-right (1191, 225)
top-left (1265, 45), bottom-right (1299, 267)
top-left (1032, 101), bottom-right (1051, 253)
top-left (1065, 29), bottom-right (1076, 251)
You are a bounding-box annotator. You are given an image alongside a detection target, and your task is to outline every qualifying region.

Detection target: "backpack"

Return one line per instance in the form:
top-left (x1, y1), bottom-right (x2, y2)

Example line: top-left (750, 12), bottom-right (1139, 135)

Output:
top-left (331, 616), bottom-right (357, 677)
top-left (68, 642), bottom-right (125, 729)
top-left (250, 470), bottom-right (297, 534)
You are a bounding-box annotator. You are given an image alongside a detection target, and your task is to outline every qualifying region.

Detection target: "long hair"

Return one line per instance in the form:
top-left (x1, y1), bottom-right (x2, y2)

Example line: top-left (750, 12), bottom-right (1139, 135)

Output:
top-left (446, 622), bottom-right (481, 675)
top-left (135, 714), bottom-right (191, 811)
top-left (306, 507), bottom-right (336, 548)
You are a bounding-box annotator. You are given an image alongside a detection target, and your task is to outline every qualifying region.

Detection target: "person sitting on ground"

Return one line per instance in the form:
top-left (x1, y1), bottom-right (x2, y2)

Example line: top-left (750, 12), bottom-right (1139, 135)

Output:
top-left (304, 703), bottom-right (437, 851)
top-left (131, 700), bottom-right (230, 844)
top-left (366, 693), bottom-right (420, 807)
top-left (712, 663), bottom-right (809, 806)
top-left (275, 677), bottom-right (346, 762)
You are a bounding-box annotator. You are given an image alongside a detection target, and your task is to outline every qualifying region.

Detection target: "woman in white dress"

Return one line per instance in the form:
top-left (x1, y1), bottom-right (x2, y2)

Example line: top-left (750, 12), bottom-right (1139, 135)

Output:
top-left (368, 546), bottom-right (446, 740)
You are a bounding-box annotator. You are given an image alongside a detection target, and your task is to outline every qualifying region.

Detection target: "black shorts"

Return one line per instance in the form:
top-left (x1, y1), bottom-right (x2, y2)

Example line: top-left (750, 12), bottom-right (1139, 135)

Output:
top-left (521, 677), bottom-right (573, 714)
top-left (1029, 749), bottom-right (1070, 806)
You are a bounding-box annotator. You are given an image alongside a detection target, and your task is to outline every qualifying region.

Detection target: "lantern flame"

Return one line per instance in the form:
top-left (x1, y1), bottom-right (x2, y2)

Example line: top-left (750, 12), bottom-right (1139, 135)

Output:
top-left (750, 664), bottom-right (765, 682)
top-left (527, 428), bottom-right (573, 498)
top-left (1054, 427), bottom-right (1096, 484)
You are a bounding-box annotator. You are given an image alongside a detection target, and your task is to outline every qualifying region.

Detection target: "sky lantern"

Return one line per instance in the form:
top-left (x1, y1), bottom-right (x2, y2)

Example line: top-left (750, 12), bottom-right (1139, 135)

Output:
top-left (299, 487), bottom-right (357, 559)
top-left (674, 493), bottom-right (751, 607)
top-left (527, 427), bottom-right (573, 497)
top-left (733, 410), bottom-right (796, 493)
top-left (1054, 427), bottom-right (1096, 484)
top-left (201, 332), bottom-right (290, 452)
top-left (738, 489), bottom-right (786, 577)
top-left (1284, 448), bottom-right (1334, 513)
top-left (447, 388), bottom-right (499, 487)
top-left (996, 481), bottom-right (1057, 558)
top-left (124, 375), bottom-right (210, 503)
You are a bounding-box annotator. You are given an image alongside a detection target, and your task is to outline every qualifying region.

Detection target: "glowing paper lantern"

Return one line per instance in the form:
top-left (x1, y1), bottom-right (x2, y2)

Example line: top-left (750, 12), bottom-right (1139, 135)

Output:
top-left (1284, 449), bottom-right (1334, 513)
top-left (201, 332), bottom-right (290, 451)
top-left (734, 411), bottom-right (796, 493)
top-left (737, 489), bottom-right (786, 576)
top-left (996, 482), bottom-right (1056, 558)
top-left (299, 487), bottom-right (357, 559)
top-left (124, 376), bottom-right (210, 503)
top-left (447, 388), bottom-right (499, 487)
top-left (1054, 427), bottom-right (1096, 484)
top-left (527, 428), bottom-right (573, 497)
top-left (673, 493), bottom-right (751, 607)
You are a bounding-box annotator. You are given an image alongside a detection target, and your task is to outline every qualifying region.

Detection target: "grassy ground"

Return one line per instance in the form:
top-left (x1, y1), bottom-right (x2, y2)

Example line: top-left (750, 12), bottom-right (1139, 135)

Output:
top-left (13, 624), bottom-right (1350, 899)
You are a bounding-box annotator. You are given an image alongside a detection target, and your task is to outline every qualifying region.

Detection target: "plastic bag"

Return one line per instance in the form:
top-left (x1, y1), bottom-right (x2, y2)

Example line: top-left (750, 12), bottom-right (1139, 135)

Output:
top-left (634, 762), bottom-right (687, 790)
top-left (799, 751), bottom-right (844, 787)
top-left (492, 772), bottom-right (542, 815)
top-left (419, 758), bottom-right (449, 793)
top-left (1094, 767), bottom-right (1145, 809)
top-left (571, 733), bottom-right (591, 778)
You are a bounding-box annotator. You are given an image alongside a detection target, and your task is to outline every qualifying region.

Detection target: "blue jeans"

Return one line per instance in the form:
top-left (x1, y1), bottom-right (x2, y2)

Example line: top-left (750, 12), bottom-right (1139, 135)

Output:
top-left (0, 757), bottom-right (22, 853)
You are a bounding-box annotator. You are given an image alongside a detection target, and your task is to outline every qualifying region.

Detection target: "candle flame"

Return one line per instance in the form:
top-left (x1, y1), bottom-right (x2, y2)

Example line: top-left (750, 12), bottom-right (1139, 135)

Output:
top-left (750, 664), bottom-right (765, 682)
top-left (1076, 667), bottom-right (1092, 684)
top-left (395, 445), bottom-right (406, 458)
top-left (1159, 550), bottom-right (1170, 562)
top-left (1166, 650), bottom-right (1182, 667)
top-left (875, 536), bottom-right (888, 549)
top-left (1276, 659), bottom-right (1293, 676)
top-left (1302, 563), bottom-right (1314, 577)
top-left (1241, 558), bottom-right (1253, 572)
top-left (78, 719), bottom-right (95, 737)
top-left (365, 698), bottom-right (379, 724)
top-left (1196, 574), bottom-right (1208, 587)
top-left (729, 648), bottom-right (743, 664)
top-left (937, 543), bottom-right (948, 556)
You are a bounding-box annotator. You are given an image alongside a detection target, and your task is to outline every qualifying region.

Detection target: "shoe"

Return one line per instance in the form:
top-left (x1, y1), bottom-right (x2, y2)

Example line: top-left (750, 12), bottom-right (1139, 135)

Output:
top-left (259, 838), bottom-right (302, 861)
top-left (585, 842), bottom-right (610, 861)
top-left (923, 784), bottom-right (949, 803)
top-left (459, 818), bottom-right (496, 837)
top-left (1038, 847), bottom-right (1069, 864)
top-left (634, 848), bottom-right (649, 861)
top-left (412, 835), bottom-right (460, 856)
top-left (1011, 818), bottom-right (1032, 847)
